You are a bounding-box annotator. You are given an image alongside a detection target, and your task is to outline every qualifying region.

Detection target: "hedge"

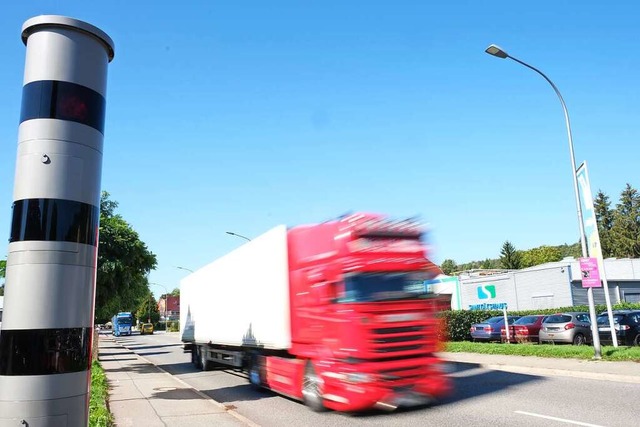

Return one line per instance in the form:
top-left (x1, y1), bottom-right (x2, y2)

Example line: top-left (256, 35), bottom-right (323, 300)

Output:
top-left (438, 302), bottom-right (640, 342)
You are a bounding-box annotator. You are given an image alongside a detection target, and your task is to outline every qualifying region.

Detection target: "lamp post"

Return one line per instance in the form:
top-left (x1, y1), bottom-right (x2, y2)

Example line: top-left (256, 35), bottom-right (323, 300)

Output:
top-left (226, 231), bottom-right (252, 242)
top-left (485, 44), bottom-right (602, 358)
top-left (150, 282), bottom-right (169, 333)
top-left (175, 266), bottom-right (194, 273)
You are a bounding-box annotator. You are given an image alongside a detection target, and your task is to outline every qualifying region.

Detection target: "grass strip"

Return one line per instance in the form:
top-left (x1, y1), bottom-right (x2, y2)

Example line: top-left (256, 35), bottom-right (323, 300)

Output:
top-left (89, 360), bottom-right (113, 427)
top-left (445, 341), bottom-right (640, 361)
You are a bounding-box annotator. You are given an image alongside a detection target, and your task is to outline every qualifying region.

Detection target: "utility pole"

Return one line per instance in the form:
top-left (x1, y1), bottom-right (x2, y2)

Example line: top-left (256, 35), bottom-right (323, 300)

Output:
top-left (0, 16), bottom-right (114, 424)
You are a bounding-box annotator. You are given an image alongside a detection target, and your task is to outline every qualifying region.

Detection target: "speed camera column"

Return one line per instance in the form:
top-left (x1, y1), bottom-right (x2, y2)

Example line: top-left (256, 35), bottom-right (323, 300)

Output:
top-left (0, 16), bottom-right (114, 426)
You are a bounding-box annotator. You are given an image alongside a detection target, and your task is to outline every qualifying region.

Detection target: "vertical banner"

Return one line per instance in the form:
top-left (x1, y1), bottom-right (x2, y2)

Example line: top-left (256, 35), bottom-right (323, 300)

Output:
top-left (576, 161), bottom-right (618, 346)
top-left (576, 162), bottom-right (603, 260)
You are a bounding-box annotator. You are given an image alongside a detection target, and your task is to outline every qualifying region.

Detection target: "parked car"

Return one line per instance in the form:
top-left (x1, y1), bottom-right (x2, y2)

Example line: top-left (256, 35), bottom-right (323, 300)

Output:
top-left (470, 316), bottom-right (521, 342)
top-left (539, 312), bottom-right (592, 345)
top-left (140, 323), bottom-right (154, 335)
top-left (597, 311), bottom-right (640, 346)
top-left (501, 315), bottom-right (547, 343)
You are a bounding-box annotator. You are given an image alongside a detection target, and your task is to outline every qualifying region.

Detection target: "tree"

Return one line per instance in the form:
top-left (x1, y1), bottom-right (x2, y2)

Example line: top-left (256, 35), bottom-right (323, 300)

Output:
top-left (480, 258), bottom-right (499, 269)
top-left (499, 241), bottom-right (522, 269)
top-left (440, 259), bottom-right (457, 275)
top-left (610, 183), bottom-right (640, 258)
top-left (170, 288), bottom-right (180, 297)
top-left (136, 292), bottom-right (160, 324)
top-left (520, 245), bottom-right (563, 268)
top-left (594, 190), bottom-right (615, 258)
top-left (95, 192), bottom-right (157, 322)
top-left (557, 242), bottom-right (581, 259)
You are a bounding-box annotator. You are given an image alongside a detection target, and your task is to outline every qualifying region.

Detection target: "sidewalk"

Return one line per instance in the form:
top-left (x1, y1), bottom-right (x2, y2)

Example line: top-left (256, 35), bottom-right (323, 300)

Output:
top-left (440, 352), bottom-right (640, 384)
top-left (98, 335), bottom-right (257, 427)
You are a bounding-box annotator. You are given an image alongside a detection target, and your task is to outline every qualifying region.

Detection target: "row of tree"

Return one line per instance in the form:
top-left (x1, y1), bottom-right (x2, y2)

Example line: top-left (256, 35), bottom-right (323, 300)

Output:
top-left (440, 242), bottom-right (580, 274)
top-left (441, 183), bottom-right (640, 274)
top-left (95, 192), bottom-right (158, 322)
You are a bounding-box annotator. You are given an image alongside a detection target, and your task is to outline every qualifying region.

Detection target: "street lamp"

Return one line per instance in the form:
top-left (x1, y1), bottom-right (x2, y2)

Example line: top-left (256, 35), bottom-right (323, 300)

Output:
top-left (225, 231), bottom-right (251, 242)
top-left (484, 44), bottom-right (603, 358)
top-left (175, 266), bottom-right (194, 273)
top-left (150, 282), bottom-right (169, 333)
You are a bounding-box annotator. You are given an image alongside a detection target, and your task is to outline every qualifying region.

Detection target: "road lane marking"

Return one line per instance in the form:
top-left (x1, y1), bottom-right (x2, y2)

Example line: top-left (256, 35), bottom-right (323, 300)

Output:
top-left (515, 411), bottom-right (605, 427)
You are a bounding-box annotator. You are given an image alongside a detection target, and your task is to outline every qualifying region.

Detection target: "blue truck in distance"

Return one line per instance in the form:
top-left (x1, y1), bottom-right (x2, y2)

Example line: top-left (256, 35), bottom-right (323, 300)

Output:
top-left (112, 312), bottom-right (133, 336)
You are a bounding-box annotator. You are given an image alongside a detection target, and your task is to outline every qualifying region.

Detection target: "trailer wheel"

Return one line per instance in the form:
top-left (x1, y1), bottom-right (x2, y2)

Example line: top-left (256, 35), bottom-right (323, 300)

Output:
top-left (302, 361), bottom-right (326, 412)
top-left (200, 346), bottom-right (212, 371)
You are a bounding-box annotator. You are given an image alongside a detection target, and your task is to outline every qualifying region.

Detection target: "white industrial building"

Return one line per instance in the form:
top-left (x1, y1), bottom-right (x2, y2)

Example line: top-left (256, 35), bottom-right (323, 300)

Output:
top-left (432, 258), bottom-right (640, 311)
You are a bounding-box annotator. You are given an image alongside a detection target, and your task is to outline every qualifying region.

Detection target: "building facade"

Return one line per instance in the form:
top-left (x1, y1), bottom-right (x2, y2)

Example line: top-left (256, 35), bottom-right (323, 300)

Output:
top-left (158, 295), bottom-right (180, 321)
top-left (449, 258), bottom-right (640, 311)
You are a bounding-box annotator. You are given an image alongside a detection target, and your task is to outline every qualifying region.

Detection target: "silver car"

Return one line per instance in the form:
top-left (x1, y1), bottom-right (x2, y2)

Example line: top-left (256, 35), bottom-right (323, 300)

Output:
top-left (539, 312), bottom-right (592, 345)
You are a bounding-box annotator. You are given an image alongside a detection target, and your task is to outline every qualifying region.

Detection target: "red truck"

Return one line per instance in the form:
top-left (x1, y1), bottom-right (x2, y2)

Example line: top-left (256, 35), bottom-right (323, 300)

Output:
top-left (180, 213), bottom-right (451, 412)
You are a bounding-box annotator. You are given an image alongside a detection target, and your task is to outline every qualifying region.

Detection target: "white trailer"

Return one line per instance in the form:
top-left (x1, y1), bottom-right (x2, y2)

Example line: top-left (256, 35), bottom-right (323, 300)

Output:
top-left (180, 225), bottom-right (291, 369)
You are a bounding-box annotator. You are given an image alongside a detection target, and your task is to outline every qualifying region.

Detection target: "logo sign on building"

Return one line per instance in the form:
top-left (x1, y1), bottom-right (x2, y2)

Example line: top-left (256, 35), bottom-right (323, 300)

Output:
top-left (477, 285), bottom-right (496, 300)
top-left (579, 257), bottom-right (602, 288)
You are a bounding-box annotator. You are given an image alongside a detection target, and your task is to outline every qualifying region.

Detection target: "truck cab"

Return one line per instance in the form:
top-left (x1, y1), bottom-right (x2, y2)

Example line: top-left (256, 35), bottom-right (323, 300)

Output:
top-left (284, 213), bottom-right (450, 411)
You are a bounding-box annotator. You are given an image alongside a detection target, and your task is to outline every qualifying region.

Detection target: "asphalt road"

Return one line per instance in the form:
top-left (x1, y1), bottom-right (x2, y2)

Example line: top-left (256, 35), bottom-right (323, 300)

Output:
top-left (111, 331), bottom-right (639, 427)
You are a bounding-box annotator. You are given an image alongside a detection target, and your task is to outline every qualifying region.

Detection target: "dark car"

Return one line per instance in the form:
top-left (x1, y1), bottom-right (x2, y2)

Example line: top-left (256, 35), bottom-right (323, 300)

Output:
top-left (501, 315), bottom-right (547, 343)
top-left (597, 311), bottom-right (640, 346)
top-left (470, 316), bottom-right (521, 342)
top-left (539, 312), bottom-right (592, 345)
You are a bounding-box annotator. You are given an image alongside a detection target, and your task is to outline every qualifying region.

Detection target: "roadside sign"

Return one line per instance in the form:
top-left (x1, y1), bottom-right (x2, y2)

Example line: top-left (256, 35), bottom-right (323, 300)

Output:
top-left (579, 257), bottom-right (601, 288)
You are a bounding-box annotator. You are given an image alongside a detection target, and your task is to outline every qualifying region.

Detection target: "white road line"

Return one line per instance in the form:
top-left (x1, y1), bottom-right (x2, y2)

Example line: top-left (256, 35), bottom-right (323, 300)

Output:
top-left (515, 411), bottom-right (606, 427)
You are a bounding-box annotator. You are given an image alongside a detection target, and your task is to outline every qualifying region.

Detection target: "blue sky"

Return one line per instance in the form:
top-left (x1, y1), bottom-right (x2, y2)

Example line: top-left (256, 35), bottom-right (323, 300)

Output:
top-left (1, 1), bottom-right (639, 298)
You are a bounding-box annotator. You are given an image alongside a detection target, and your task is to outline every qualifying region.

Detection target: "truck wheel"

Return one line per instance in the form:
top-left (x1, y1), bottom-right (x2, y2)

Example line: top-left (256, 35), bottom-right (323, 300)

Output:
top-left (302, 361), bottom-right (326, 412)
top-left (200, 346), bottom-right (212, 371)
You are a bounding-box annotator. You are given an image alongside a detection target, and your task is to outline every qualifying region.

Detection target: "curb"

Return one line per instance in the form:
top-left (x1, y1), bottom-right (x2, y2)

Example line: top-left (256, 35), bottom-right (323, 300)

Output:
top-left (101, 335), bottom-right (260, 427)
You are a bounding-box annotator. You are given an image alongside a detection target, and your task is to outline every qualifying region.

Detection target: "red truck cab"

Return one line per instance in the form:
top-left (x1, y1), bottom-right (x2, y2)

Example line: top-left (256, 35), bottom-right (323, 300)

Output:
top-left (257, 213), bottom-right (451, 411)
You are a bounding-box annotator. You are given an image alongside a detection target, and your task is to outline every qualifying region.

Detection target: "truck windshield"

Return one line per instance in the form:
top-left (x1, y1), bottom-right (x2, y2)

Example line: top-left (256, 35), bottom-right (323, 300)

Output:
top-left (339, 272), bottom-right (434, 303)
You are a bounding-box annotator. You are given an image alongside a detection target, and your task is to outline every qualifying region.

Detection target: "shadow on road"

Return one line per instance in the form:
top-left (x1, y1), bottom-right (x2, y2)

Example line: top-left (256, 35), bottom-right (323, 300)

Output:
top-left (138, 351), bottom-right (172, 357)
top-left (341, 361), bottom-right (546, 419)
top-left (438, 361), bottom-right (545, 406)
top-left (102, 361), bottom-right (161, 375)
top-left (201, 384), bottom-right (277, 404)
top-left (150, 387), bottom-right (207, 400)
top-left (101, 351), bottom-right (136, 357)
top-left (126, 343), bottom-right (184, 351)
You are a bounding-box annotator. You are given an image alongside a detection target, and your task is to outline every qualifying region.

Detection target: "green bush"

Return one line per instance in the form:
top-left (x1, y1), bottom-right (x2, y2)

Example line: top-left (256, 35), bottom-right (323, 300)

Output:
top-left (168, 321), bottom-right (180, 332)
top-left (439, 302), bottom-right (640, 342)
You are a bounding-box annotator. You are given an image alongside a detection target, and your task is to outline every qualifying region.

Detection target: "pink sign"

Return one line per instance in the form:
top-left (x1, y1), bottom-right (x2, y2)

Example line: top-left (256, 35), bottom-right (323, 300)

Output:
top-left (579, 257), bottom-right (602, 288)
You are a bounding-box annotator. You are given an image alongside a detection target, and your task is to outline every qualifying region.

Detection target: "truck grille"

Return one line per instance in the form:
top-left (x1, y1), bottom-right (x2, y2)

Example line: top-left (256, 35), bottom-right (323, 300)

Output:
top-left (356, 303), bottom-right (443, 388)
top-left (370, 324), bottom-right (428, 356)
